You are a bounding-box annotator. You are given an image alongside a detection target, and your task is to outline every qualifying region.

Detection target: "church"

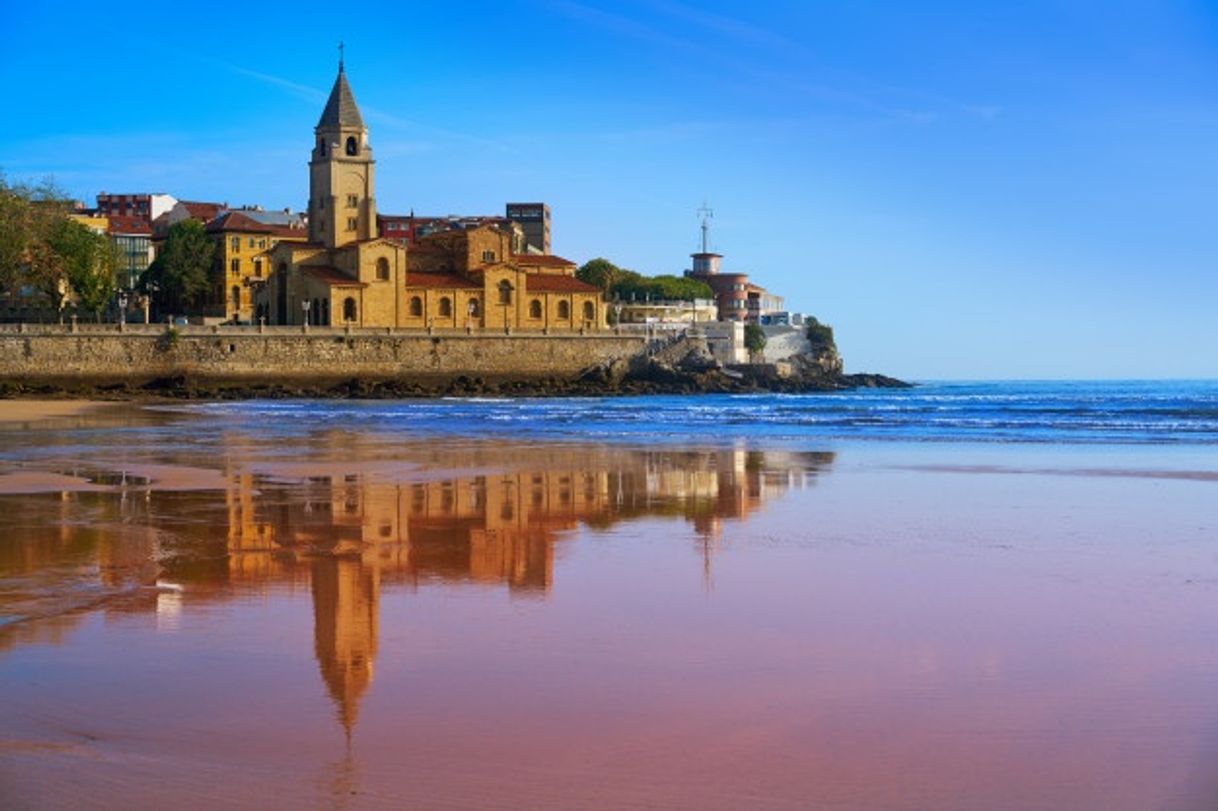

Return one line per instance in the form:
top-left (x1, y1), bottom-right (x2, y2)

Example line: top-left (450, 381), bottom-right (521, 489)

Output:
top-left (260, 60), bottom-right (605, 332)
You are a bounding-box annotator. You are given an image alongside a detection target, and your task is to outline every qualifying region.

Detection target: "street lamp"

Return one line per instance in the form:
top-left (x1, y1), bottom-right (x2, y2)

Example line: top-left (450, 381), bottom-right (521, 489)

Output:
top-left (467, 299), bottom-right (476, 333)
top-left (143, 281), bottom-right (158, 325)
top-left (301, 299), bottom-right (311, 333)
top-left (117, 290), bottom-right (129, 330)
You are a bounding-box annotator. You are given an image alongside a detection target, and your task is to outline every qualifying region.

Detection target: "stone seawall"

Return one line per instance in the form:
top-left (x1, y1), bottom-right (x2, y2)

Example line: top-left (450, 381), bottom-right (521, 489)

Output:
top-left (0, 328), bottom-right (647, 385)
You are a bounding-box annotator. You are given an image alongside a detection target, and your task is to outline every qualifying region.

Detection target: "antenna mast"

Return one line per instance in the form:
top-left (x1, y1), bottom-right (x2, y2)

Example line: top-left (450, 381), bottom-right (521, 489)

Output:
top-left (696, 202), bottom-right (714, 253)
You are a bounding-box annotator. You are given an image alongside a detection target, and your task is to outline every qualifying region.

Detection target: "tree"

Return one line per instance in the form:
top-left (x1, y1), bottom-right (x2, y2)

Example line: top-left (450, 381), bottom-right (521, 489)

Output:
top-left (744, 323), bottom-right (767, 361)
top-left (805, 317), bottom-right (835, 351)
top-left (0, 175), bottom-right (76, 315)
top-left (576, 257), bottom-right (627, 292)
top-left (143, 219), bottom-right (213, 315)
top-left (47, 217), bottom-right (115, 321)
top-left (580, 258), bottom-right (714, 302)
top-left (0, 176), bottom-right (33, 295)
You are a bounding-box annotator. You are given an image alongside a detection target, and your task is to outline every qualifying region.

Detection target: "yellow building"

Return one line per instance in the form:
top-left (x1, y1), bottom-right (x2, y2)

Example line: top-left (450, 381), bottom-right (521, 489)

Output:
top-left (263, 60), bottom-right (604, 331)
top-left (206, 211), bottom-right (308, 323)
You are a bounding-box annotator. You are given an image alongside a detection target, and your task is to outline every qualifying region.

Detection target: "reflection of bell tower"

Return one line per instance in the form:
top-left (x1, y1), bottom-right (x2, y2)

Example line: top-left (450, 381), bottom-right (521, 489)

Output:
top-left (308, 52), bottom-right (377, 249)
top-left (311, 555), bottom-right (379, 738)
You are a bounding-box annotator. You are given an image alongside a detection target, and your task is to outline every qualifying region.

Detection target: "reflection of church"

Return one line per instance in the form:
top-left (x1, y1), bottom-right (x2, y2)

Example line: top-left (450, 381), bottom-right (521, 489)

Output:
top-left (0, 445), bottom-right (833, 737)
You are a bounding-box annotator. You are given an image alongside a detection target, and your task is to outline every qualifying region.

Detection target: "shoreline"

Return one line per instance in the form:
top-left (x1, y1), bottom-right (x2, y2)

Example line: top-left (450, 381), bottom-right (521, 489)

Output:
top-left (0, 370), bottom-right (910, 402)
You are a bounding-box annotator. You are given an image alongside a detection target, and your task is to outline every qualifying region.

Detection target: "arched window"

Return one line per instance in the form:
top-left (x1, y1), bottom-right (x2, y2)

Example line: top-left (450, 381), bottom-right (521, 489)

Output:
top-left (529, 299), bottom-right (542, 319)
top-left (409, 296), bottom-right (422, 317)
top-left (557, 300), bottom-right (570, 320)
top-left (343, 297), bottom-right (357, 322)
top-left (438, 297), bottom-right (452, 317)
top-left (321, 298), bottom-right (330, 326)
top-left (375, 257), bottom-right (390, 281)
top-left (583, 301), bottom-right (595, 321)
top-left (468, 298), bottom-right (480, 317)
top-left (345, 136), bottom-right (358, 155)
top-left (498, 281), bottom-right (512, 305)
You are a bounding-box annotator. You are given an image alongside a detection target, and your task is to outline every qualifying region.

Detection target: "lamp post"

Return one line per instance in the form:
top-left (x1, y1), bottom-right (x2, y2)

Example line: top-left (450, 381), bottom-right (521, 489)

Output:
top-left (142, 281), bottom-right (158, 325)
top-left (301, 299), bottom-right (311, 333)
top-left (467, 299), bottom-right (476, 334)
top-left (117, 290), bottom-right (129, 331)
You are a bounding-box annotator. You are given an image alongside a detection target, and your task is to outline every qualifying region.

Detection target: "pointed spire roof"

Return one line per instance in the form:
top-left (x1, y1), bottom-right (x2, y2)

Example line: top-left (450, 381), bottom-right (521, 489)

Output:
top-left (317, 63), bottom-right (364, 130)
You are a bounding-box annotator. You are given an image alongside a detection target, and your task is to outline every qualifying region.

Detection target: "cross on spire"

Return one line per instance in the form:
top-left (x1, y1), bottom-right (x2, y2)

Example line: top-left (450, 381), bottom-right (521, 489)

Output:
top-left (338, 40), bottom-right (345, 72)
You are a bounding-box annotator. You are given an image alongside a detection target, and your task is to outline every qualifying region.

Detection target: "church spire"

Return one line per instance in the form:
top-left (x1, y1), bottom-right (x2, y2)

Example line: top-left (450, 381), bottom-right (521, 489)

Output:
top-left (317, 53), bottom-right (363, 130)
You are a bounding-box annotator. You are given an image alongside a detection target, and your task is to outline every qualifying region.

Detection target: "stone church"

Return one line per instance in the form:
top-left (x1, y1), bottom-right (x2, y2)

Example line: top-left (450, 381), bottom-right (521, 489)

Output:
top-left (261, 61), bottom-right (604, 331)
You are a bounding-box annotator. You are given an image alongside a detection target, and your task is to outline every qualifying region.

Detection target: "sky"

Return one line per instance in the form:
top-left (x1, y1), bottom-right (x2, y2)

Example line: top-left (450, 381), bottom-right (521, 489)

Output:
top-left (2, 0), bottom-right (1216, 379)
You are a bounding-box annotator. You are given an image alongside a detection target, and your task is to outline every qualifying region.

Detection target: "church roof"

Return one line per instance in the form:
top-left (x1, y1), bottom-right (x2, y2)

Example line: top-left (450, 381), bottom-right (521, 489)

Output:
top-left (512, 254), bottom-right (577, 268)
top-left (317, 67), bottom-right (364, 130)
top-left (406, 272), bottom-right (480, 290)
top-left (303, 265), bottom-right (367, 287)
top-left (523, 275), bottom-right (601, 293)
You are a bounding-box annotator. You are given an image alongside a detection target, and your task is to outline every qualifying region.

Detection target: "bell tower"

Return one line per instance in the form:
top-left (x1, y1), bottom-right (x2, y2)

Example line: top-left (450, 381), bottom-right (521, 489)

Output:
top-left (309, 50), bottom-right (377, 248)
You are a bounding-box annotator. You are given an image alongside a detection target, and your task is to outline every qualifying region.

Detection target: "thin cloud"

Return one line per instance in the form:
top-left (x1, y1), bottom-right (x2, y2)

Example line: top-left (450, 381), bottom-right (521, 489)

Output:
top-left (644, 0), bottom-right (797, 52)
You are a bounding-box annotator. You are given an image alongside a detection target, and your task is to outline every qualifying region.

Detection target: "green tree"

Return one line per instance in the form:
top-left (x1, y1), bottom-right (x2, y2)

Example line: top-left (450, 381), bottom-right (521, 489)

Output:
top-left (576, 257), bottom-right (628, 292)
top-left (744, 323), bottom-right (767, 360)
top-left (47, 217), bottom-right (115, 321)
top-left (0, 177), bottom-right (34, 295)
top-left (143, 219), bottom-right (213, 315)
top-left (0, 175), bottom-right (76, 316)
top-left (805, 317), bottom-right (835, 351)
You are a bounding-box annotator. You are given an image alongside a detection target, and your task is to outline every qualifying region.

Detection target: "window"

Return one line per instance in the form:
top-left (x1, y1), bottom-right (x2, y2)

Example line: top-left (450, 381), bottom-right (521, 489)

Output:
top-left (347, 194), bottom-right (359, 209)
top-left (231, 237), bottom-right (240, 252)
top-left (345, 136), bottom-right (358, 156)
top-left (318, 137), bottom-right (327, 157)
top-left (583, 301), bottom-right (595, 321)
top-left (482, 250), bottom-right (495, 263)
top-left (375, 257), bottom-right (389, 280)
top-left (231, 286), bottom-right (240, 307)
top-left (498, 281), bottom-right (512, 305)
top-left (347, 217), bottom-right (358, 231)
top-left (230, 258), bottom-right (240, 276)
top-left (248, 238), bottom-right (255, 248)
top-left (468, 298), bottom-right (480, 317)
top-left (258, 239), bottom-right (266, 249)
top-left (409, 296), bottom-right (422, 317)
top-left (529, 299), bottom-right (542, 319)
top-left (438, 297), bottom-right (452, 317)
top-left (343, 297), bottom-right (357, 322)
top-left (558, 300), bottom-right (570, 319)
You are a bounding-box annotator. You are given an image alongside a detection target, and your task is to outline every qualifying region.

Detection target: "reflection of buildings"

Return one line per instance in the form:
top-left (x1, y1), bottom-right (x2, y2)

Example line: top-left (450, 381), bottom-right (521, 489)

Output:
top-left (0, 444), bottom-right (833, 737)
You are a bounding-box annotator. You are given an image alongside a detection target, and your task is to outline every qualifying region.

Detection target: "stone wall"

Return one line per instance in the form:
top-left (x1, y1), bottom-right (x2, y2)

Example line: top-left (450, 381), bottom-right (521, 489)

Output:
top-left (760, 325), bottom-right (811, 363)
top-left (0, 326), bottom-right (646, 384)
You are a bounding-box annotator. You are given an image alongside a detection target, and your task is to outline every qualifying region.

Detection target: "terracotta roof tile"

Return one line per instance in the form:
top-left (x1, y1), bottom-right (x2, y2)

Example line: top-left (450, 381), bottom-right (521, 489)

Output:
top-left (107, 216), bottom-right (151, 235)
top-left (512, 254), bottom-right (576, 267)
top-left (303, 265), bottom-right (367, 287)
top-left (524, 275), bottom-right (601, 293)
top-left (406, 272), bottom-right (481, 289)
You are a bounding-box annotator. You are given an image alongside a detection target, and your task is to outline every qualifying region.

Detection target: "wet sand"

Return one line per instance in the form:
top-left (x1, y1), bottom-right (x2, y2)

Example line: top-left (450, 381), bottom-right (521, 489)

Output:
top-left (0, 399), bottom-right (111, 425)
top-left (1, 417), bottom-right (1216, 809)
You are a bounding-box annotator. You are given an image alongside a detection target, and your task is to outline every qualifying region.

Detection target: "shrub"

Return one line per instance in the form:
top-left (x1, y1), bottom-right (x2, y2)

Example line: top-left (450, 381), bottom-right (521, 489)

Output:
top-left (805, 317), bottom-right (835, 350)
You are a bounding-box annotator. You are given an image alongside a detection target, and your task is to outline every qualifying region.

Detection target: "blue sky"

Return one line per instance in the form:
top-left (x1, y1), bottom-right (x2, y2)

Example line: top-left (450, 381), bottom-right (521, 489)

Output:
top-left (2, 1), bottom-right (1216, 379)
